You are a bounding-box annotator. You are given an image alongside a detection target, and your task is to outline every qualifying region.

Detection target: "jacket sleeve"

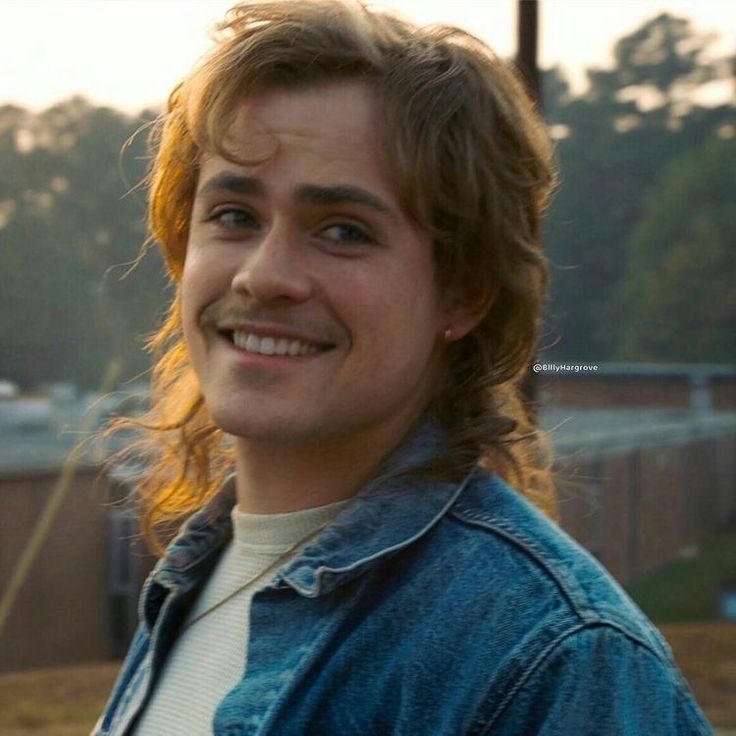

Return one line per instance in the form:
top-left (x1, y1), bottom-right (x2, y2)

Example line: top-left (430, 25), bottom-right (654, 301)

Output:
top-left (477, 623), bottom-right (714, 736)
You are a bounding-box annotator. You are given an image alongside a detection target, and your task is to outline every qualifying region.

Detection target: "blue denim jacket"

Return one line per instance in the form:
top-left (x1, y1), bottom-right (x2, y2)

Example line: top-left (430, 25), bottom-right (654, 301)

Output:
top-left (94, 421), bottom-right (713, 735)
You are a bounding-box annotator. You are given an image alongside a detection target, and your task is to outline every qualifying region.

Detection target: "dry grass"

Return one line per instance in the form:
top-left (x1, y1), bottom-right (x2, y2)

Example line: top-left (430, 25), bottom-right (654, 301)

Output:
top-left (660, 621), bottom-right (736, 728)
top-left (0, 625), bottom-right (734, 733)
top-left (0, 661), bottom-right (119, 736)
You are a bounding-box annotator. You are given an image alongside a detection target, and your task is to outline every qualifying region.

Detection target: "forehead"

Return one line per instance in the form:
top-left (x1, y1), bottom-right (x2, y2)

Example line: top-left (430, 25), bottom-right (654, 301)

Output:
top-left (211, 81), bottom-right (388, 183)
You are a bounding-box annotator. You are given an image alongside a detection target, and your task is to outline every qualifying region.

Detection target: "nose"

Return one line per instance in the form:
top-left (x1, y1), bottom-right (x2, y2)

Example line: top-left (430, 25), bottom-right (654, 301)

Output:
top-left (231, 224), bottom-right (312, 304)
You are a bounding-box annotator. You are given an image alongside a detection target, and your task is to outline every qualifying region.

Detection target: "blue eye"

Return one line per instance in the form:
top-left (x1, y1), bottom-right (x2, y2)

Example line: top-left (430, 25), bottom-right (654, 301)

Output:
top-left (322, 223), bottom-right (373, 245)
top-left (208, 208), bottom-right (258, 230)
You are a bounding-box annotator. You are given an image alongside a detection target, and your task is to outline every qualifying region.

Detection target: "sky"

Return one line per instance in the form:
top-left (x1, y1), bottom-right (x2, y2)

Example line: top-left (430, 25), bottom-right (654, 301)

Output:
top-left (1, 0), bottom-right (734, 113)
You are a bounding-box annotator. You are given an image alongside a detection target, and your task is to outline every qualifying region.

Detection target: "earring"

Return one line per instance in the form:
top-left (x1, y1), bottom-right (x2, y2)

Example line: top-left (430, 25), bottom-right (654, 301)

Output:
top-left (444, 327), bottom-right (453, 341)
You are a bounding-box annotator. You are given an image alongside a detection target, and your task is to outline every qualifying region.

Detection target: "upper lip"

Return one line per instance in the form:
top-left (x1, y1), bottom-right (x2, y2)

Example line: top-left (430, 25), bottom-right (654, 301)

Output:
top-left (216, 321), bottom-right (335, 348)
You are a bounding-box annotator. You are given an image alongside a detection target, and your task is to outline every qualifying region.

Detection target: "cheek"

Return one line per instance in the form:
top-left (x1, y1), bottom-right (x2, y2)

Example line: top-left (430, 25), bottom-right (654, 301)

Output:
top-left (181, 247), bottom-right (226, 316)
top-left (180, 251), bottom-right (218, 350)
top-left (179, 263), bottom-right (200, 338)
top-left (337, 252), bottom-right (440, 335)
top-left (341, 272), bottom-right (442, 365)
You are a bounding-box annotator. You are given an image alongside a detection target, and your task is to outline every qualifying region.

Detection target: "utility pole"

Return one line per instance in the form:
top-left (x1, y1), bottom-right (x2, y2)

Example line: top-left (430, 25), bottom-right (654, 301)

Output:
top-left (516, 0), bottom-right (542, 417)
top-left (516, 0), bottom-right (541, 105)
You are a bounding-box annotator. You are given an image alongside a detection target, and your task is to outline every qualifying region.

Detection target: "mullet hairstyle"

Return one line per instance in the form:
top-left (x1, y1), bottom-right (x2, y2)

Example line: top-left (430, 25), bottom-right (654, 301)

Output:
top-left (112, 0), bottom-right (559, 554)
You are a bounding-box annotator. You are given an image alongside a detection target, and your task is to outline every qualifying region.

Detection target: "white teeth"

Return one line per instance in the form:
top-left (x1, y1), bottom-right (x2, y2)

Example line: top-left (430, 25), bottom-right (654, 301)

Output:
top-left (231, 331), bottom-right (322, 356)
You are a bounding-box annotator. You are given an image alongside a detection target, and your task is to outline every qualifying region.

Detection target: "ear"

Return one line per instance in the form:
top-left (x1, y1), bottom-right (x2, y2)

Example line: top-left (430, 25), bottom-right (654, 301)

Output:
top-left (441, 281), bottom-right (498, 342)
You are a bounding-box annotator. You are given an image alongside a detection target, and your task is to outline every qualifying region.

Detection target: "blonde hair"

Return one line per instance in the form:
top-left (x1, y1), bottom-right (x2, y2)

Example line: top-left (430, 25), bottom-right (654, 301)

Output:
top-left (113, 0), bottom-right (558, 553)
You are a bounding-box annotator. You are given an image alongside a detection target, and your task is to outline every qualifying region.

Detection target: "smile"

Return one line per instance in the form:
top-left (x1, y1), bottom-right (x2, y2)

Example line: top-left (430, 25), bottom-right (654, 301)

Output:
top-left (228, 330), bottom-right (328, 357)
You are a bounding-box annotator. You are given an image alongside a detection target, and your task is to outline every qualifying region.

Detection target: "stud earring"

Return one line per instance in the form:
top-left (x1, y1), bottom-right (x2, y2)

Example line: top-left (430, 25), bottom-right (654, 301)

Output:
top-left (444, 327), bottom-right (453, 341)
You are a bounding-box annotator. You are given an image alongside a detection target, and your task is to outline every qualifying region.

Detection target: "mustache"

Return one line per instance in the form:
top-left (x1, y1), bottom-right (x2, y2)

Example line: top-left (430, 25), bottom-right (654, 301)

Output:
top-left (199, 300), bottom-right (342, 344)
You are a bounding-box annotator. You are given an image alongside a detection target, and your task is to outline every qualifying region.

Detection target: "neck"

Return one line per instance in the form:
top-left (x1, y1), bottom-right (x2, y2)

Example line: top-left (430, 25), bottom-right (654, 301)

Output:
top-left (233, 414), bottom-right (422, 514)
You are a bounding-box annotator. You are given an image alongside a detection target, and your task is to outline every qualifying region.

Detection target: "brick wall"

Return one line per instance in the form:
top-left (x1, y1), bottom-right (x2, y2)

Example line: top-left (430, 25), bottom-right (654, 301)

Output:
top-left (556, 433), bottom-right (736, 583)
top-left (0, 468), bottom-right (112, 672)
top-left (541, 374), bottom-right (736, 411)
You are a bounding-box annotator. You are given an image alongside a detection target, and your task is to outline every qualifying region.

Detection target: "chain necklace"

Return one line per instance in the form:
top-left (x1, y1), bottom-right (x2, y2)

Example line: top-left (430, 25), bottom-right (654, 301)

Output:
top-left (181, 522), bottom-right (329, 632)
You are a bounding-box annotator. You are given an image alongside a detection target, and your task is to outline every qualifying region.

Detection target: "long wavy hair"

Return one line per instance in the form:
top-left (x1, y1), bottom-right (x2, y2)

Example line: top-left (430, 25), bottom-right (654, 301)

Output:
top-left (111, 0), bottom-right (558, 554)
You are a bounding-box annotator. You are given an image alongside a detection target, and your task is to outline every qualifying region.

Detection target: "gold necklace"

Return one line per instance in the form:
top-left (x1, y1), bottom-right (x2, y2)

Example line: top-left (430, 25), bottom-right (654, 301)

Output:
top-left (181, 523), bottom-right (329, 632)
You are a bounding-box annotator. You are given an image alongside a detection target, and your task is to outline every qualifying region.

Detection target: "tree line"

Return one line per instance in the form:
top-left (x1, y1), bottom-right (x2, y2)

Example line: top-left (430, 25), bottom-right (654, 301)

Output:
top-left (541, 13), bottom-right (734, 365)
top-left (0, 13), bottom-right (733, 391)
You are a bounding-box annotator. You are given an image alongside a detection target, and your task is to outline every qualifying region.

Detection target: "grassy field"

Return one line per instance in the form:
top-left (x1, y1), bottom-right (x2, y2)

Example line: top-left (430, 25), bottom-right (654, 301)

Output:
top-left (660, 621), bottom-right (736, 728)
top-left (626, 523), bottom-right (736, 727)
top-left (0, 661), bottom-right (119, 736)
top-left (626, 524), bottom-right (736, 622)
top-left (0, 622), bottom-right (734, 734)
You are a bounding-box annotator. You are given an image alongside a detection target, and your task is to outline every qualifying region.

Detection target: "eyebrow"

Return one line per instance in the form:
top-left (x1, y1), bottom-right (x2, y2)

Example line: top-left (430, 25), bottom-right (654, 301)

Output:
top-left (196, 172), bottom-right (397, 221)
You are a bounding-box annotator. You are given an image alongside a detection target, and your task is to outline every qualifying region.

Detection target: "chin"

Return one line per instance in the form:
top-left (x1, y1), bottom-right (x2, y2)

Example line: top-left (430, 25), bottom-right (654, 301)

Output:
top-left (209, 405), bottom-right (310, 446)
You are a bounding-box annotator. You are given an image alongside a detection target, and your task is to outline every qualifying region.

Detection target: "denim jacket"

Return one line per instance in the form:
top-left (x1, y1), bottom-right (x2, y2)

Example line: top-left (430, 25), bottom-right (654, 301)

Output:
top-left (94, 420), bottom-right (713, 735)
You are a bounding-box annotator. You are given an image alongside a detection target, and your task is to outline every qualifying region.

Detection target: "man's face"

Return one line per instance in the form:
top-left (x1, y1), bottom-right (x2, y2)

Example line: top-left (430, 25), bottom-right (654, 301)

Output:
top-left (182, 81), bottom-right (452, 453)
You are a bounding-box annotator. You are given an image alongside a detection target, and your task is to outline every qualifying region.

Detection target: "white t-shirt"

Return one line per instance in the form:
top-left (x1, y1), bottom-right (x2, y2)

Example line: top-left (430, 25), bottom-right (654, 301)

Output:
top-left (133, 497), bottom-right (352, 736)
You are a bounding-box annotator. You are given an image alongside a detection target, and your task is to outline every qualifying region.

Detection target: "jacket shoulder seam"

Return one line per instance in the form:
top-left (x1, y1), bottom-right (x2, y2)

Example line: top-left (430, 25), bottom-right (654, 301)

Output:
top-left (471, 620), bottom-right (700, 735)
top-left (448, 506), bottom-right (598, 622)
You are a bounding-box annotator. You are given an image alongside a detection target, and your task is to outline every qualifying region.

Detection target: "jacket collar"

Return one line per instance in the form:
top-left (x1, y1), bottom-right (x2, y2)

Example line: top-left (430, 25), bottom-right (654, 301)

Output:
top-left (144, 416), bottom-right (468, 611)
top-left (274, 418), bottom-right (470, 596)
top-left (140, 478), bottom-right (236, 629)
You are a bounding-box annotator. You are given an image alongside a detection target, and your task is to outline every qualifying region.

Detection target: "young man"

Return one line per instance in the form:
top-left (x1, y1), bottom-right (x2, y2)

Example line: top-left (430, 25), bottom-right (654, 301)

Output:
top-left (95, 1), bottom-right (713, 734)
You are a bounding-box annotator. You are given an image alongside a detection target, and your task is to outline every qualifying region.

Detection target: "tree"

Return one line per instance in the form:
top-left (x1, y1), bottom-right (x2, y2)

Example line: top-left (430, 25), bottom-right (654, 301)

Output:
top-left (0, 98), bottom-right (167, 389)
top-left (614, 134), bottom-right (736, 362)
top-left (589, 13), bottom-right (724, 105)
top-left (542, 14), bottom-right (734, 363)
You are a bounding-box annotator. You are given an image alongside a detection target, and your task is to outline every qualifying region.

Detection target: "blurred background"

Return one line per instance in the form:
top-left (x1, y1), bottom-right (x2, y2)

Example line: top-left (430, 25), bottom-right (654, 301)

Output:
top-left (0, 1), bottom-right (734, 733)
